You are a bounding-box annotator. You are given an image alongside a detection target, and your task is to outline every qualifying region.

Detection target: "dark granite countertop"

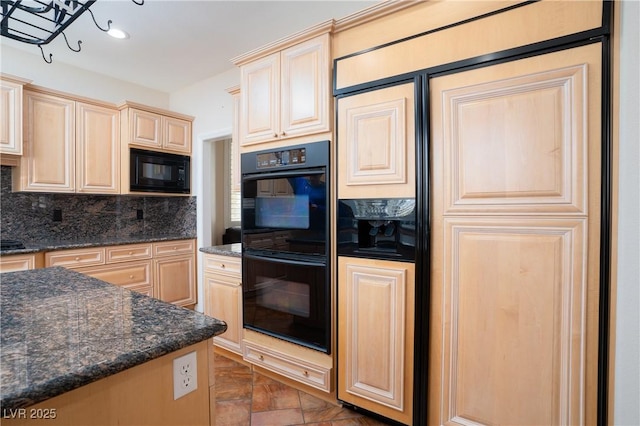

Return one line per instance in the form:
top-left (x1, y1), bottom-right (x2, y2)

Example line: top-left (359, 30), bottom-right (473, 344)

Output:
top-left (0, 267), bottom-right (227, 409)
top-left (0, 234), bottom-right (196, 256)
top-left (199, 243), bottom-right (242, 258)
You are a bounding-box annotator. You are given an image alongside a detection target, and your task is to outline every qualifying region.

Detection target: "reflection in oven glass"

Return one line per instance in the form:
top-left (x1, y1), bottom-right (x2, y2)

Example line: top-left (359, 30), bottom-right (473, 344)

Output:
top-left (255, 276), bottom-right (310, 317)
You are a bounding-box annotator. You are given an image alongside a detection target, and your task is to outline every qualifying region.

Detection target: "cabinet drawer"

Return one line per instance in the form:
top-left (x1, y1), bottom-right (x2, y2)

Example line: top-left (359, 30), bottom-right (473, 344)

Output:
top-left (153, 239), bottom-right (195, 257)
top-left (203, 254), bottom-right (241, 276)
top-left (243, 341), bottom-right (330, 392)
top-left (0, 254), bottom-right (39, 273)
top-left (106, 243), bottom-right (152, 263)
top-left (46, 247), bottom-right (105, 268)
top-left (77, 260), bottom-right (152, 288)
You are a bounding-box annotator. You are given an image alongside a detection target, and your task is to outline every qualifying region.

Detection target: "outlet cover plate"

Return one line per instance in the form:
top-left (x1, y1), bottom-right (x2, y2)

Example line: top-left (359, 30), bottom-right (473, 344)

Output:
top-left (173, 351), bottom-right (198, 400)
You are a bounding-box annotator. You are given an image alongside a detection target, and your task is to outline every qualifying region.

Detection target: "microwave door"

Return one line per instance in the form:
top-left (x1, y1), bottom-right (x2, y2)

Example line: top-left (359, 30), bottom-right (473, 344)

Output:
top-left (130, 148), bottom-right (190, 193)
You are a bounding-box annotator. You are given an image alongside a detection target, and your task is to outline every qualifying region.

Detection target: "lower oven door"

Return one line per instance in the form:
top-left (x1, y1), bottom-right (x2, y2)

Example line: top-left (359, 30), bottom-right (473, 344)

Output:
top-left (243, 253), bottom-right (329, 353)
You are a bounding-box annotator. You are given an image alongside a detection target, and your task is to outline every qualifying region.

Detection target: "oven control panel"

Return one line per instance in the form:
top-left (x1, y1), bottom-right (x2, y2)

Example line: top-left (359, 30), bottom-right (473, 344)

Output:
top-left (256, 148), bottom-right (306, 169)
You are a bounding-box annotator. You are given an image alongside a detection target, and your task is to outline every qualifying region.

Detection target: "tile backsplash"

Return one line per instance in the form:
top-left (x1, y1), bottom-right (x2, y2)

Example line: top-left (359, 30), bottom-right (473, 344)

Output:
top-left (0, 166), bottom-right (196, 241)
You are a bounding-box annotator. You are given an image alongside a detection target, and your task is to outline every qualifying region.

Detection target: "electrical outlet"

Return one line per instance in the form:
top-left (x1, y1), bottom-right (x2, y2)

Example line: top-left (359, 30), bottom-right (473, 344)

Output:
top-left (173, 351), bottom-right (197, 400)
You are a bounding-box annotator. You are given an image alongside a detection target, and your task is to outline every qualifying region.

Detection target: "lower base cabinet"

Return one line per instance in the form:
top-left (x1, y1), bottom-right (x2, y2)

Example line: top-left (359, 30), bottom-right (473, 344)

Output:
top-left (0, 253), bottom-right (44, 273)
top-left (77, 260), bottom-right (153, 297)
top-left (202, 253), bottom-right (243, 354)
top-left (45, 239), bottom-right (196, 307)
top-left (337, 256), bottom-right (415, 425)
top-left (243, 329), bottom-right (332, 394)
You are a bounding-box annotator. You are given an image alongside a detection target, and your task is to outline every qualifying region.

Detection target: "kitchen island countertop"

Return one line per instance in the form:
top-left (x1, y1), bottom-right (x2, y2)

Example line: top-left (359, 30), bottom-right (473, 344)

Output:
top-left (0, 267), bottom-right (226, 410)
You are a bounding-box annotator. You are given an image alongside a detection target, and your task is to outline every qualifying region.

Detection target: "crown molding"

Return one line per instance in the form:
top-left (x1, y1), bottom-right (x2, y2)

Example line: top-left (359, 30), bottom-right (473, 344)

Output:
top-left (333, 0), bottom-right (424, 33)
top-left (230, 19), bottom-right (334, 66)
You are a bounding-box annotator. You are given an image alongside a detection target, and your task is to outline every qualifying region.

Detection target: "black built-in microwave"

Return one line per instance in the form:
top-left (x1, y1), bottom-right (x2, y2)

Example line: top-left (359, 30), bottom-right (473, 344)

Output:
top-left (130, 148), bottom-right (190, 194)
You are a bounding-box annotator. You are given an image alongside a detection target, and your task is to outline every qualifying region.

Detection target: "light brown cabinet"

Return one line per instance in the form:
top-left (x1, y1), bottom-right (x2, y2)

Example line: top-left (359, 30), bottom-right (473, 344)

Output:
top-left (0, 253), bottom-right (44, 273)
top-left (120, 103), bottom-right (192, 154)
top-left (337, 82), bottom-right (415, 199)
top-left (15, 89), bottom-right (119, 194)
top-left (428, 43), bottom-right (602, 426)
top-left (203, 253), bottom-right (243, 354)
top-left (152, 240), bottom-right (196, 307)
top-left (78, 260), bottom-right (153, 297)
top-left (76, 102), bottom-right (120, 194)
top-left (337, 256), bottom-right (415, 425)
top-left (236, 32), bottom-right (330, 147)
top-left (0, 75), bottom-right (28, 159)
top-left (44, 239), bottom-right (196, 307)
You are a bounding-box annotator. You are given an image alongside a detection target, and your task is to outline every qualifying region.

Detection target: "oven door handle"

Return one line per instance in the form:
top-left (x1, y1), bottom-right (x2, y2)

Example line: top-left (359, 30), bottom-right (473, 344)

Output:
top-left (243, 253), bottom-right (326, 268)
top-left (242, 169), bottom-right (325, 181)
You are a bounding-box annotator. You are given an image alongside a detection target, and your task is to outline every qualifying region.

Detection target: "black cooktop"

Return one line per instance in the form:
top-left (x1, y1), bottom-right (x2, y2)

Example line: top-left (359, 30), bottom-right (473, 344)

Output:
top-left (0, 240), bottom-right (26, 251)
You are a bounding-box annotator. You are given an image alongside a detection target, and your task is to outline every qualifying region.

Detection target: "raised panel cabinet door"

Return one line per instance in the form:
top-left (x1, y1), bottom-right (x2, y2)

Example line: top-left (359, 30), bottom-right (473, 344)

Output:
top-left (337, 256), bottom-right (415, 425)
top-left (129, 108), bottom-right (161, 148)
top-left (337, 82), bottom-right (415, 199)
top-left (240, 52), bottom-right (280, 146)
top-left (205, 274), bottom-right (243, 354)
top-left (76, 102), bottom-right (120, 194)
top-left (21, 91), bottom-right (75, 192)
top-left (429, 43), bottom-right (602, 426)
top-left (154, 254), bottom-right (196, 307)
top-left (280, 33), bottom-right (330, 138)
top-left (163, 116), bottom-right (191, 153)
top-left (0, 79), bottom-right (23, 155)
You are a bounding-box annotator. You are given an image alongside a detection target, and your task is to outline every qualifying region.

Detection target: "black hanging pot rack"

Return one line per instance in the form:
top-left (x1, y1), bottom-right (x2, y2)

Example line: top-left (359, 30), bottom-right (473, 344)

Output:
top-left (0, 0), bottom-right (143, 63)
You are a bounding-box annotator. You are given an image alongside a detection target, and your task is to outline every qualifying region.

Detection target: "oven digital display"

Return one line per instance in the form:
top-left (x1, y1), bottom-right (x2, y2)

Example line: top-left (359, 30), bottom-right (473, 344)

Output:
top-left (256, 148), bottom-right (306, 169)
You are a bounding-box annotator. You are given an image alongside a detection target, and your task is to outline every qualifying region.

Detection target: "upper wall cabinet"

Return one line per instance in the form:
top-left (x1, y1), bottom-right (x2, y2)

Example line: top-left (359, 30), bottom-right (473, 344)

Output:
top-left (233, 28), bottom-right (331, 148)
top-left (1, 75), bottom-right (29, 160)
top-left (120, 102), bottom-right (193, 155)
top-left (76, 102), bottom-right (121, 194)
top-left (14, 88), bottom-right (119, 194)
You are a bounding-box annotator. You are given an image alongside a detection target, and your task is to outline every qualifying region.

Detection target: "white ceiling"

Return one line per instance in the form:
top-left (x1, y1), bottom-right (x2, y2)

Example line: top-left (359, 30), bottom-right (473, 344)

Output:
top-left (1, 0), bottom-right (379, 92)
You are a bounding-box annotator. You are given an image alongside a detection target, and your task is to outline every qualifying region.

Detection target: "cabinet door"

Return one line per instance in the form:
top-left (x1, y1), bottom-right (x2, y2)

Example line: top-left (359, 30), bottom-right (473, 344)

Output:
top-left (1, 79), bottom-right (23, 155)
top-left (337, 82), bottom-right (415, 199)
top-left (337, 256), bottom-right (414, 425)
top-left (429, 44), bottom-right (601, 426)
top-left (129, 108), bottom-right (161, 148)
top-left (76, 102), bottom-right (120, 194)
top-left (163, 116), bottom-right (191, 153)
top-left (21, 91), bottom-right (75, 192)
top-left (240, 53), bottom-right (280, 146)
top-left (154, 254), bottom-right (196, 307)
top-left (280, 33), bottom-right (330, 139)
top-left (204, 273), bottom-right (243, 354)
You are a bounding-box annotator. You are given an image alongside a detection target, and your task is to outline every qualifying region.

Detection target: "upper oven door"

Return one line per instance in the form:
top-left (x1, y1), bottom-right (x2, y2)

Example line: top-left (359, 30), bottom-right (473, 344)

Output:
top-left (242, 167), bottom-right (328, 257)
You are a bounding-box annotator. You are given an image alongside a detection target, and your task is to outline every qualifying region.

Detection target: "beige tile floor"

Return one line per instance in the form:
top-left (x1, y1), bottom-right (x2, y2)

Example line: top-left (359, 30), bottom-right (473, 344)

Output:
top-left (210, 351), bottom-right (392, 426)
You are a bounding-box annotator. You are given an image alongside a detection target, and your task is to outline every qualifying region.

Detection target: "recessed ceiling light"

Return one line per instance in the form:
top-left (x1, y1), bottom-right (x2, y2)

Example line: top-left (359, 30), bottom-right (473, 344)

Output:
top-left (107, 28), bottom-right (129, 39)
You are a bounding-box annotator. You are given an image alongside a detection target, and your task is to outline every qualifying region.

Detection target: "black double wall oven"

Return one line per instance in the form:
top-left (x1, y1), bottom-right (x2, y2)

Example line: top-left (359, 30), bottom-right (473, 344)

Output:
top-left (241, 141), bottom-right (330, 353)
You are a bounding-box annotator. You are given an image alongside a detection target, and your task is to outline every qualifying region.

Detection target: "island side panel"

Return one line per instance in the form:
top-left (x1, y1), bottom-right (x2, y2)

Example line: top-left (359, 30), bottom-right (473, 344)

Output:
top-left (2, 341), bottom-right (211, 426)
